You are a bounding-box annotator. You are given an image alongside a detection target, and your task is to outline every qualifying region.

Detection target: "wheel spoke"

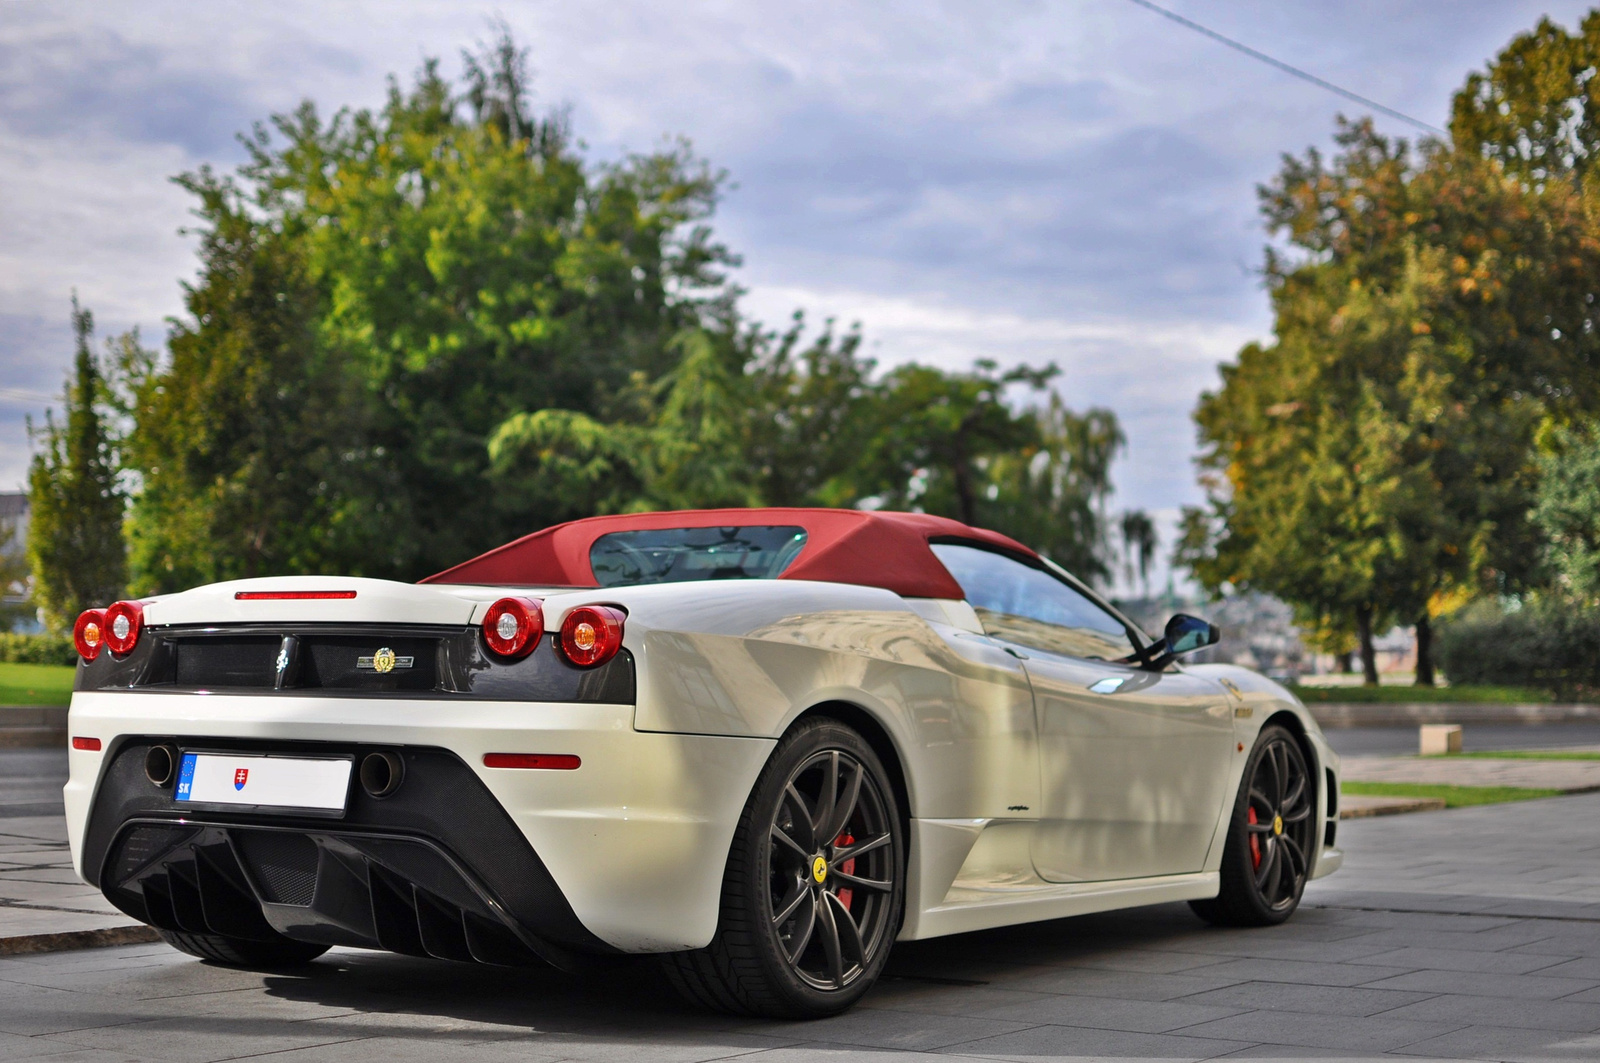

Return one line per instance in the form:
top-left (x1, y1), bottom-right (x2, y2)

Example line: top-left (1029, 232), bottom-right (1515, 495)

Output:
top-left (1281, 834), bottom-right (1308, 877)
top-left (1246, 820), bottom-right (1275, 834)
top-left (830, 868), bottom-right (892, 893)
top-left (784, 784), bottom-right (816, 851)
top-left (1272, 743), bottom-right (1287, 806)
top-left (784, 894), bottom-right (817, 964)
top-left (811, 753), bottom-right (840, 841)
top-left (824, 890), bottom-right (866, 965)
top-left (1283, 804), bottom-right (1312, 824)
top-left (820, 760), bottom-right (863, 842)
top-left (1282, 773), bottom-right (1306, 811)
top-left (771, 823), bottom-right (811, 863)
top-left (1253, 837), bottom-right (1277, 890)
top-left (816, 888), bottom-right (845, 988)
top-left (832, 832), bottom-right (891, 863)
top-left (1261, 841), bottom-right (1284, 900)
top-left (772, 881), bottom-right (809, 927)
top-left (1248, 788), bottom-right (1273, 813)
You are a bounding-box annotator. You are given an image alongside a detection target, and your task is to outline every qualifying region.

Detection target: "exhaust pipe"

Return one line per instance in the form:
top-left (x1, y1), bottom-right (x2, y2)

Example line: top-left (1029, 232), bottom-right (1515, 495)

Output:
top-left (360, 751), bottom-right (404, 798)
top-left (145, 744), bottom-right (179, 787)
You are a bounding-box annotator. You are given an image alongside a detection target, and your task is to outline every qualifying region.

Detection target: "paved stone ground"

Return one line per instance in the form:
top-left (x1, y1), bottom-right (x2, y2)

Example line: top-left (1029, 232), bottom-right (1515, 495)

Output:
top-left (0, 750), bottom-right (133, 941)
top-left (2, 746), bottom-right (1600, 1061)
top-left (1340, 755), bottom-right (1600, 791)
top-left (1322, 723), bottom-right (1600, 757)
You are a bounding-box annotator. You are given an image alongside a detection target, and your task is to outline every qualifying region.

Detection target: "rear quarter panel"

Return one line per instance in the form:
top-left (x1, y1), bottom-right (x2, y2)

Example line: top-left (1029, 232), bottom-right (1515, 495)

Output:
top-left (575, 580), bottom-right (1039, 821)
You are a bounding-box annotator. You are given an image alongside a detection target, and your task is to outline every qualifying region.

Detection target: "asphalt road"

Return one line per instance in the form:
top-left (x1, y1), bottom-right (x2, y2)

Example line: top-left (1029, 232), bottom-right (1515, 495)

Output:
top-left (1323, 721), bottom-right (1600, 757)
top-left (3, 743), bottom-right (1600, 1060)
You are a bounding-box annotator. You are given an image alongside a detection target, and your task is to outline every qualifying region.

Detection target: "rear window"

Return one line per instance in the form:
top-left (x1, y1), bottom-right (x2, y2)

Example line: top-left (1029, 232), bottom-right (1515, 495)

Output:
top-left (589, 526), bottom-right (808, 587)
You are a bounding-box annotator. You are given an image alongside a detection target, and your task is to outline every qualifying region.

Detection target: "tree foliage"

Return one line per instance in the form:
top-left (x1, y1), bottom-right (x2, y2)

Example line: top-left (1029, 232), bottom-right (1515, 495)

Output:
top-left (27, 298), bottom-right (127, 630)
top-left (87, 32), bottom-right (1136, 594)
top-left (1183, 16), bottom-right (1600, 682)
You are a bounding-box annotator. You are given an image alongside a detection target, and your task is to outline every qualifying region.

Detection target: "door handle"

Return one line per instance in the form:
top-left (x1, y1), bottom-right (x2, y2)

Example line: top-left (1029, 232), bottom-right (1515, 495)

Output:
top-left (1004, 646), bottom-right (1029, 660)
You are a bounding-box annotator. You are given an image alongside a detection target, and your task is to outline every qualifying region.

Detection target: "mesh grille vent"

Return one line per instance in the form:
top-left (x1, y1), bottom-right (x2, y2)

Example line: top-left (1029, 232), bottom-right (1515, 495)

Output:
top-left (233, 831), bottom-right (319, 906)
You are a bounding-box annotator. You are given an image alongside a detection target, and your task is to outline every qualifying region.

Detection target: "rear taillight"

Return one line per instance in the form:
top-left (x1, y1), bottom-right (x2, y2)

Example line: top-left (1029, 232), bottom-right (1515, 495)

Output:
top-left (73, 609), bottom-right (106, 661)
top-left (558, 605), bottom-right (625, 668)
top-left (104, 600), bottom-right (144, 656)
top-left (482, 597), bottom-right (544, 659)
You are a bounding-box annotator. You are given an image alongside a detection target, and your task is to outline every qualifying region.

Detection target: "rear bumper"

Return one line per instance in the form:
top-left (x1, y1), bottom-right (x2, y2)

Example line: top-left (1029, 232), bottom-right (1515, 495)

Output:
top-left (66, 692), bottom-right (774, 955)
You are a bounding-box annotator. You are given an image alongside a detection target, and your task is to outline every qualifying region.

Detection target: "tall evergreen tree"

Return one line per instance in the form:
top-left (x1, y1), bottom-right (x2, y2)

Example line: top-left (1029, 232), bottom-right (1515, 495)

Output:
top-left (27, 296), bottom-right (126, 630)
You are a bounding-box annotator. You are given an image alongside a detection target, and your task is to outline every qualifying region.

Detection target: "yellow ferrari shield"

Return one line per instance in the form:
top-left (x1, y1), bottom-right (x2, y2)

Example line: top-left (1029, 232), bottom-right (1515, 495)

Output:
top-left (1272, 814), bottom-right (1283, 836)
top-left (811, 856), bottom-right (828, 884)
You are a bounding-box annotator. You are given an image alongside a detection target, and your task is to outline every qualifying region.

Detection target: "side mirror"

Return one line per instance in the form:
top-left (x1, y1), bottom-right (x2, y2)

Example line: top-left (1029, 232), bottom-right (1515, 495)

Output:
top-left (1162, 613), bottom-right (1220, 658)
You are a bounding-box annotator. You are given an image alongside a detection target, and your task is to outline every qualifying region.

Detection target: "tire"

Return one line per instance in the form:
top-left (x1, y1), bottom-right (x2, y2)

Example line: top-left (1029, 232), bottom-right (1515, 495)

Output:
top-left (663, 718), bottom-right (905, 1018)
top-left (1191, 723), bottom-right (1317, 928)
top-left (157, 928), bottom-right (330, 966)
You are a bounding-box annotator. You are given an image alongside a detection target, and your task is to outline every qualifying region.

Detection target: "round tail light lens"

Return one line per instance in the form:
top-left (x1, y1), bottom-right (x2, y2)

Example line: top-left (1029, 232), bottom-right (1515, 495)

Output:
top-left (559, 605), bottom-right (625, 668)
top-left (482, 597), bottom-right (544, 659)
top-left (73, 609), bottom-right (106, 661)
top-left (104, 600), bottom-right (144, 656)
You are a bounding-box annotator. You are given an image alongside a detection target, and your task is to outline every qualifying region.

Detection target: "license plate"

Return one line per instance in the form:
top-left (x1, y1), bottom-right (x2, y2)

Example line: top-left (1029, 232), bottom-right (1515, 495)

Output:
top-left (175, 753), bottom-right (351, 813)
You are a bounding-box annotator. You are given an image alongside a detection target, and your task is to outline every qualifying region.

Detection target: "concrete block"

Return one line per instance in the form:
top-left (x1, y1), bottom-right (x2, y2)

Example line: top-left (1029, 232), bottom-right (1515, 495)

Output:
top-left (1419, 723), bottom-right (1462, 755)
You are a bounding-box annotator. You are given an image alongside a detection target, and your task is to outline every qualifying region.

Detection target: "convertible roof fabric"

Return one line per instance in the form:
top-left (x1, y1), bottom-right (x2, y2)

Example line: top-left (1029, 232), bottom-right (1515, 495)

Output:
top-left (420, 508), bottom-right (1038, 600)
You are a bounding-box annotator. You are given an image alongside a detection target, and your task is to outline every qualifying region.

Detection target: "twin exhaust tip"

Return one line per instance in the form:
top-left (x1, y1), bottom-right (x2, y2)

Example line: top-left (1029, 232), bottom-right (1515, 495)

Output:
top-left (143, 744), bottom-right (405, 800)
top-left (359, 751), bottom-right (404, 798)
top-left (144, 744), bottom-right (178, 787)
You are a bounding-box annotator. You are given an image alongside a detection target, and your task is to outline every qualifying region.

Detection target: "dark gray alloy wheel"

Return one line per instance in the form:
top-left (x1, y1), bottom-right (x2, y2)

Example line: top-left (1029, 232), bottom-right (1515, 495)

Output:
top-left (662, 718), bottom-right (905, 1018)
top-left (1191, 723), bottom-right (1317, 927)
top-left (158, 928), bottom-right (330, 966)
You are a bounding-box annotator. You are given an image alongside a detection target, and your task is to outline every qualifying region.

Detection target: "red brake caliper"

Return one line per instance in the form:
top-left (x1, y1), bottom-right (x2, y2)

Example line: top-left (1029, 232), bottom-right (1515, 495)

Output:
top-left (1247, 807), bottom-right (1262, 870)
top-left (834, 832), bottom-right (855, 911)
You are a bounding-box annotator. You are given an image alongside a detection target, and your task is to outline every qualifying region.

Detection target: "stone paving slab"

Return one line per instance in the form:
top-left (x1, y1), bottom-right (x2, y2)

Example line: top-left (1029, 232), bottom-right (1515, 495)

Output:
top-left (3, 756), bottom-right (1600, 1060)
top-left (1341, 755), bottom-right (1600, 791)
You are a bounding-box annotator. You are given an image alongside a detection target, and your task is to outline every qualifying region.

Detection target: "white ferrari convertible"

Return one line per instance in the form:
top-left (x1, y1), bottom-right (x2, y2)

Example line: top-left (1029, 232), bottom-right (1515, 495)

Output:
top-left (64, 508), bottom-right (1341, 1017)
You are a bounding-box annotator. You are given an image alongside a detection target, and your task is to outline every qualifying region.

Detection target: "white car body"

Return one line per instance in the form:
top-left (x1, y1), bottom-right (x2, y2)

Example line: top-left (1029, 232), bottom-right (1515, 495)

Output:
top-left (67, 549), bottom-right (1342, 961)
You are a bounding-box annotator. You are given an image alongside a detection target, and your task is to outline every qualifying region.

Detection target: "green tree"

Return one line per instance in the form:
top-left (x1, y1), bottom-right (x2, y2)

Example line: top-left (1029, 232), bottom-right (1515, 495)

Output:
top-left (123, 34), bottom-right (740, 587)
top-left (27, 297), bottom-right (127, 629)
top-left (1184, 108), bottom-right (1600, 684)
top-left (1532, 425), bottom-right (1600, 603)
top-left (121, 172), bottom-right (382, 593)
top-left (1451, 12), bottom-right (1600, 194)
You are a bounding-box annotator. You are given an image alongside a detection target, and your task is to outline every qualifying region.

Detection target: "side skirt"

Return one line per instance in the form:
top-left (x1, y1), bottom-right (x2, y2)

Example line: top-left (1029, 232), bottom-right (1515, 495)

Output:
top-left (903, 870), bottom-right (1221, 940)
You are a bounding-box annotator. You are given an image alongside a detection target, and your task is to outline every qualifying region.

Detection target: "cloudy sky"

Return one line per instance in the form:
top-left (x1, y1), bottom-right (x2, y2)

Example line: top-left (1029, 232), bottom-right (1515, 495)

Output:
top-left (0, 0), bottom-right (1591, 577)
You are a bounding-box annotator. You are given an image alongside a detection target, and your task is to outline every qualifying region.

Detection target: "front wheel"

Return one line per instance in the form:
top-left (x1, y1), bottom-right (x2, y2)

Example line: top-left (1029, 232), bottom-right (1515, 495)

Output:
top-left (1191, 724), bottom-right (1317, 927)
top-left (663, 718), bottom-right (905, 1018)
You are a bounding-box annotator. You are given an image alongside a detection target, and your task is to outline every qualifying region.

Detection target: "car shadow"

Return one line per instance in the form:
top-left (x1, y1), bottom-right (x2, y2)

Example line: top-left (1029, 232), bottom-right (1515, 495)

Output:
top-left (250, 901), bottom-right (1225, 1034)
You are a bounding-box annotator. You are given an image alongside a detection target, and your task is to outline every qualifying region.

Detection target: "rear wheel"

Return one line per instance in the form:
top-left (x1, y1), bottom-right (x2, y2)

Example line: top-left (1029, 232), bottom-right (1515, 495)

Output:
top-left (663, 718), bottom-right (905, 1018)
top-left (157, 928), bottom-right (329, 966)
top-left (1191, 724), bottom-right (1316, 927)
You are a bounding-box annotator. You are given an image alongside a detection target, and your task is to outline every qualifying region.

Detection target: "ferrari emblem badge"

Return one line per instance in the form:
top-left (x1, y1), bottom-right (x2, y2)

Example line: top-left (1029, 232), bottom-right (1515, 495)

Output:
top-left (811, 856), bottom-right (828, 884)
top-left (234, 768), bottom-right (249, 791)
top-left (1272, 814), bottom-right (1283, 836)
top-left (357, 647), bottom-right (413, 673)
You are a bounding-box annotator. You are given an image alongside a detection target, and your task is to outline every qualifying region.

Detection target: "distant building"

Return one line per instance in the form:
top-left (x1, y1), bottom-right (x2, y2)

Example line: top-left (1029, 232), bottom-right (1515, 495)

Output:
top-left (0, 491), bottom-right (37, 632)
top-left (0, 492), bottom-right (27, 554)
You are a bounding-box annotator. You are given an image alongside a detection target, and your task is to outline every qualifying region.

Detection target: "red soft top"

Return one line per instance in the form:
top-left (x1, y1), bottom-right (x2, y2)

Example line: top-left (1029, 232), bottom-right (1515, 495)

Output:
top-left (420, 508), bottom-right (1037, 599)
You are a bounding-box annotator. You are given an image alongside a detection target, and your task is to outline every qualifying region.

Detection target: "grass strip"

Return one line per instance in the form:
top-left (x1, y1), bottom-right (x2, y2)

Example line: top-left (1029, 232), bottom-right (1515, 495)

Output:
top-left (1441, 750), bottom-right (1600, 761)
top-left (1291, 684), bottom-right (1553, 704)
top-left (1342, 781), bottom-right (1566, 807)
top-left (0, 662), bottom-right (75, 707)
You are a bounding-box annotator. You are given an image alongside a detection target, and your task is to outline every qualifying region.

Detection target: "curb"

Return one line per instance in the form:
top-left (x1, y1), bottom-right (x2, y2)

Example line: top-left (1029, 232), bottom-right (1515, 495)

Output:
top-left (0, 705), bottom-right (68, 749)
top-left (0, 925), bottom-right (160, 956)
top-left (1339, 796), bottom-right (1448, 818)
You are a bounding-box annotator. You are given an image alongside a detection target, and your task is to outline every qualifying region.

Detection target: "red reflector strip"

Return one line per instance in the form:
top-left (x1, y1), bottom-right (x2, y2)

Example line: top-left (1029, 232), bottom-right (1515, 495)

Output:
top-left (71, 737), bottom-right (101, 751)
top-left (483, 753), bottom-right (580, 770)
top-left (234, 591), bottom-right (358, 600)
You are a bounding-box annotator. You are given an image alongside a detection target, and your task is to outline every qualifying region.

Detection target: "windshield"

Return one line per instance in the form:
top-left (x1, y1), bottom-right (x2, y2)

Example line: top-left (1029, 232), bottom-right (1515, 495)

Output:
top-left (589, 526), bottom-right (808, 587)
